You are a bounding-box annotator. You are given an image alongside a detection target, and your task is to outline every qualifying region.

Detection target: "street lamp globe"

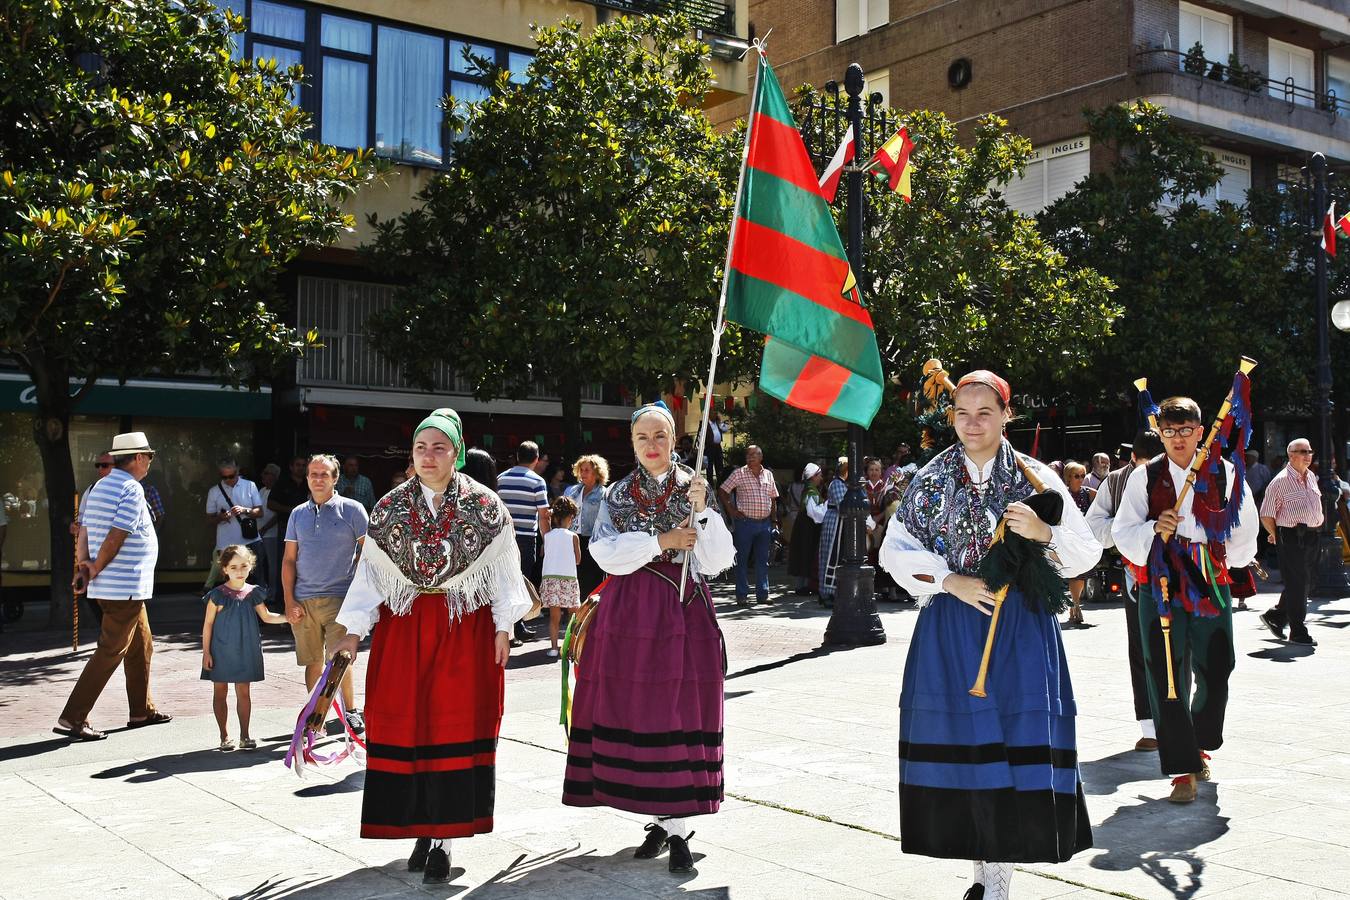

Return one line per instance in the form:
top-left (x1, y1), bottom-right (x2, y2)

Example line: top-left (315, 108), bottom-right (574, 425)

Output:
top-left (1333, 299), bottom-right (1350, 332)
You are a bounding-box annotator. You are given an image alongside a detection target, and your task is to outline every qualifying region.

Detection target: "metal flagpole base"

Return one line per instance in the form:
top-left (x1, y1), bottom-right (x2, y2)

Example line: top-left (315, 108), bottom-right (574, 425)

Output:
top-left (1313, 530), bottom-right (1349, 598)
top-left (824, 560), bottom-right (886, 645)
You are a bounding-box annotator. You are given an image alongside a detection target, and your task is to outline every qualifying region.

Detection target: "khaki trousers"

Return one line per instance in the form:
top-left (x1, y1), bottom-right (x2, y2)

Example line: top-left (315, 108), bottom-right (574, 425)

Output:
top-left (60, 599), bottom-right (156, 725)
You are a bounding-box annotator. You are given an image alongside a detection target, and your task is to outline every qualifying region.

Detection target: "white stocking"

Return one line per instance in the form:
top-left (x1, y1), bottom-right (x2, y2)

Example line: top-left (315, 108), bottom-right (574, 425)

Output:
top-left (655, 815), bottom-right (689, 840)
top-left (972, 860), bottom-right (984, 885)
top-left (981, 862), bottom-right (1012, 900)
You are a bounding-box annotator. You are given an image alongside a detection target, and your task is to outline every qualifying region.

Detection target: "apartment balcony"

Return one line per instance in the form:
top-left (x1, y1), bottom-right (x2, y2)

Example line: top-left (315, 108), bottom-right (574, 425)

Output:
top-left (1135, 48), bottom-right (1350, 162)
top-left (1208, 0), bottom-right (1350, 41)
top-left (292, 276), bottom-right (635, 418)
top-left (593, 0), bottom-right (736, 36)
top-left (589, 0), bottom-right (749, 106)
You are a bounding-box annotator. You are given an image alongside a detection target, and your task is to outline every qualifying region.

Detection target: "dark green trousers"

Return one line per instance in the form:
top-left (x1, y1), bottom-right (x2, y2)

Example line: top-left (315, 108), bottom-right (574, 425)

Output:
top-left (1136, 584), bottom-right (1234, 776)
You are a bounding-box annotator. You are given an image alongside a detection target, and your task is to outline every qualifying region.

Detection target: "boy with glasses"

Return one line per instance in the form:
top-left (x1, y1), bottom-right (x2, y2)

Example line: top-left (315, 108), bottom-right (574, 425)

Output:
top-left (1112, 397), bottom-right (1258, 803)
top-left (1258, 438), bottom-right (1323, 646)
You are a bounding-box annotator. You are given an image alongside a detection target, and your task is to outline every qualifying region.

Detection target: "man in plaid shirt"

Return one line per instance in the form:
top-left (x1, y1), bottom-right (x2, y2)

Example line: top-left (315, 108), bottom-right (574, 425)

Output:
top-left (718, 446), bottom-right (780, 607)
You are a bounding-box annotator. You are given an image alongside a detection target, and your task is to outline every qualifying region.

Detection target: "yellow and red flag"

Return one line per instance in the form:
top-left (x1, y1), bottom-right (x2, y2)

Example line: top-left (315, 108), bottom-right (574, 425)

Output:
top-left (869, 126), bottom-right (914, 202)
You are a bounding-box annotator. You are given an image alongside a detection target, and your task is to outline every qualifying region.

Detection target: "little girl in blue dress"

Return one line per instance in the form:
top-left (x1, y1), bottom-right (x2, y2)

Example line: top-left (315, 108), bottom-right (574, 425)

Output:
top-left (201, 544), bottom-right (286, 751)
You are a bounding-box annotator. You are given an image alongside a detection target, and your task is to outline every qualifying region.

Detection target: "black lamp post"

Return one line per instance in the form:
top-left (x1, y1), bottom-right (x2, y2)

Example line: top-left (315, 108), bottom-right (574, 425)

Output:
top-left (822, 64), bottom-right (886, 646)
top-left (1309, 153), bottom-right (1348, 596)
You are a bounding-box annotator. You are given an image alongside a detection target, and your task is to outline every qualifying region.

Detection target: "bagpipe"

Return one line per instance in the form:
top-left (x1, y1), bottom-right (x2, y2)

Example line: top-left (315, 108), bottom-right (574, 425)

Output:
top-left (920, 360), bottom-right (1068, 699)
top-left (1143, 357), bottom-right (1256, 701)
top-left (284, 650), bottom-right (366, 776)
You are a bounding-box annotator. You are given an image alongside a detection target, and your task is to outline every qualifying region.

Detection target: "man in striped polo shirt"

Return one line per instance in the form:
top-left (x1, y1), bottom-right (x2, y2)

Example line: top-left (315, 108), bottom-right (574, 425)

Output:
top-left (498, 441), bottom-right (550, 641)
top-left (55, 432), bottom-right (171, 741)
top-left (1259, 438), bottom-right (1324, 647)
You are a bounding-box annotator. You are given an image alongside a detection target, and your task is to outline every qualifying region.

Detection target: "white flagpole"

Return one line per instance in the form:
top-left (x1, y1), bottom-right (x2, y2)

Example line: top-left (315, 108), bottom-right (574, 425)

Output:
top-left (677, 43), bottom-right (766, 603)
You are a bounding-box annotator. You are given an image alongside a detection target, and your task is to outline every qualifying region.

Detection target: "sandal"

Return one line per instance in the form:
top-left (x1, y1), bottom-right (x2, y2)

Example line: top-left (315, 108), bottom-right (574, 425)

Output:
top-left (238, 738), bottom-right (257, 751)
top-left (127, 710), bottom-right (173, 729)
top-left (53, 721), bottom-right (107, 742)
top-left (219, 739), bottom-right (236, 752)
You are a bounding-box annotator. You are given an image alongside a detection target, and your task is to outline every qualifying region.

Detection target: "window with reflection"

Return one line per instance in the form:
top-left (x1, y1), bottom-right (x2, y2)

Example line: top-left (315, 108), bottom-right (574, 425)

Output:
top-left (207, 1), bottom-right (537, 164)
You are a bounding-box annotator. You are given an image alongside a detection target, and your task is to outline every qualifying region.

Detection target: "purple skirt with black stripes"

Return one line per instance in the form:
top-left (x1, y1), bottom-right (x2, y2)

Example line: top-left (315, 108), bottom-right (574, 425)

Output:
top-left (562, 561), bottom-right (724, 817)
top-left (899, 590), bottom-right (1092, 863)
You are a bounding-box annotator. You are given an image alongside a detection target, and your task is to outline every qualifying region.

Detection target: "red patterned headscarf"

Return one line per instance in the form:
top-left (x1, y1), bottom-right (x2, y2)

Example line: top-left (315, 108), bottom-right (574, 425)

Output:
top-left (955, 370), bottom-right (1011, 407)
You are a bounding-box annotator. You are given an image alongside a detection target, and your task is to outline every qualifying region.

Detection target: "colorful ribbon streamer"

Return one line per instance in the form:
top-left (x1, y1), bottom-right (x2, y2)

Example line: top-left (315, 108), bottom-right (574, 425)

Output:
top-left (284, 656), bottom-right (367, 778)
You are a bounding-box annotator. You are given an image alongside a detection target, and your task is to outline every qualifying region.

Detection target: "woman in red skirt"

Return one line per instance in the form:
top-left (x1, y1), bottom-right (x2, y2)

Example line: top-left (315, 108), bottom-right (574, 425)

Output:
top-left (562, 401), bottom-right (735, 873)
top-left (333, 407), bottom-right (530, 884)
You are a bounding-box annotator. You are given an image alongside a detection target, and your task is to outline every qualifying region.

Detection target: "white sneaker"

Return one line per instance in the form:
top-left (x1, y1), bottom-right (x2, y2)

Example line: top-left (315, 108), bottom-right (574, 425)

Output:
top-left (546, 648), bottom-right (560, 658)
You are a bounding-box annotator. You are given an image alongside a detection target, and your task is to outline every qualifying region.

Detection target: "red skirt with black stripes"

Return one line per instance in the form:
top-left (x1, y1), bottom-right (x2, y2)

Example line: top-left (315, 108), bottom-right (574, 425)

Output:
top-left (360, 597), bottom-right (503, 839)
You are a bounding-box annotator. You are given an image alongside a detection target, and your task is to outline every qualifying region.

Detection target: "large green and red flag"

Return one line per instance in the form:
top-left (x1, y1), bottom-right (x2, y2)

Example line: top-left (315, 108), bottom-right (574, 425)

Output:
top-left (724, 53), bottom-right (884, 428)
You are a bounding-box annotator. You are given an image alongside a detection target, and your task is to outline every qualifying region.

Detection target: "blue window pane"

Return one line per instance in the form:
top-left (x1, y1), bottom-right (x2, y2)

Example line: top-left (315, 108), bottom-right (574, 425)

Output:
top-left (322, 57), bottom-right (368, 148)
top-left (449, 40), bottom-right (495, 75)
top-left (321, 15), bottom-right (371, 54)
top-left (449, 80), bottom-right (490, 141)
top-left (254, 42), bottom-right (303, 105)
top-left (508, 51), bottom-right (533, 84)
top-left (450, 80), bottom-right (490, 104)
top-left (375, 27), bottom-right (444, 165)
top-left (210, 0), bottom-right (245, 61)
top-left (251, 1), bottom-right (305, 42)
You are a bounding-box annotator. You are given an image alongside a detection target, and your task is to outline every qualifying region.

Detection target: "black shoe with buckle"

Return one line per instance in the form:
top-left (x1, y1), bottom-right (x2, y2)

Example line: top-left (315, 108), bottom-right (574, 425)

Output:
top-left (1259, 610), bottom-right (1286, 641)
top-left (667, 832), bottom-right (695, 873)
top-left (634, 823), bottom-right (668, 859)
top-left (423, 845), bottom-right (450, 883)
top-left (407, 837), bottom-right (431, 871)
top-left (962, 885), bottom-right (986, 900)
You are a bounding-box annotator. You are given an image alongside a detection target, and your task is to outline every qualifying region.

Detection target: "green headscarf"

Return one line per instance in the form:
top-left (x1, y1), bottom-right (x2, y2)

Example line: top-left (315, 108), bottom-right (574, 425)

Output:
top-left (414, 407), bottom-right (466, 469)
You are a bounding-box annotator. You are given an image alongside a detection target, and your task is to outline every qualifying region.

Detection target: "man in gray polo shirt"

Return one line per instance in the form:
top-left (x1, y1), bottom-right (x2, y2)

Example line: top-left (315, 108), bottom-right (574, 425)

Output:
top-left (283, 454), bottom-right (368, 729)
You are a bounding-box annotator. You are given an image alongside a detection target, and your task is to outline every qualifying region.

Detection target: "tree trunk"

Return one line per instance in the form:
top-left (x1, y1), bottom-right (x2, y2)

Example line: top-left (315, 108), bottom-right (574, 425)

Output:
top-left (558, 372), bottom-right (585, 469)
top-left (25, 350), bottom-right (77, 630)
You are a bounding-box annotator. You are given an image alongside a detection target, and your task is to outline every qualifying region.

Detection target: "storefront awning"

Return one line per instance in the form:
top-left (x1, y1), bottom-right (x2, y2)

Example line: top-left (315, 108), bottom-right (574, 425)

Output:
top-left (0, 373), bottom-right (272, 420)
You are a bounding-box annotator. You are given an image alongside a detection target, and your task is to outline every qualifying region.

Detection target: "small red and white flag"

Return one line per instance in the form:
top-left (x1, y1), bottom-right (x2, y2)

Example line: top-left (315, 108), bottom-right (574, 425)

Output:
top-left (1323, 201), bottom-right (1337, 258)
top-left (817, 129), bottom-right (855, 203)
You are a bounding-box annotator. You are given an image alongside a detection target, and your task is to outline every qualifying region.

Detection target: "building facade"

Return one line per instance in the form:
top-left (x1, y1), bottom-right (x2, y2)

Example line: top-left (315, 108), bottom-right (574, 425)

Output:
top-left (1, 0), bottom-right (748, 592)
top-left (709, 0), bottom-right (1349, 460)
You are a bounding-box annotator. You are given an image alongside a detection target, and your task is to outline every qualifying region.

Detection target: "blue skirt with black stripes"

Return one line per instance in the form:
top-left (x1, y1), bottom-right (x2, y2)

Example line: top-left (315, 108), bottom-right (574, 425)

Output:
top-left (899, 590), bottom-right (1092, 863)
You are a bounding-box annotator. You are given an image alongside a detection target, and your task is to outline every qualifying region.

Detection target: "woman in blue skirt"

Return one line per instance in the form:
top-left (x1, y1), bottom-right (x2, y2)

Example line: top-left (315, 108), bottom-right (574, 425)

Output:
top-left (880, 370), bottom-right (1102, 900)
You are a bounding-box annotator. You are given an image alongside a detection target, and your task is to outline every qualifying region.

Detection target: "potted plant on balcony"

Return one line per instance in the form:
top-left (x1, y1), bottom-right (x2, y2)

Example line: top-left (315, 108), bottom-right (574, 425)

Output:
top-left (1183, 42), bottom-right (1207, 76)
top-left (1225, 54), bottom-right (1264, 92)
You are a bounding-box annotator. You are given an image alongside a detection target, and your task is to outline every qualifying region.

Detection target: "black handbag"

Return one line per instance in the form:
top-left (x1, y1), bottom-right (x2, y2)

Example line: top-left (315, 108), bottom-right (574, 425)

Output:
top-left (217, 481), bottom-right (260, 541)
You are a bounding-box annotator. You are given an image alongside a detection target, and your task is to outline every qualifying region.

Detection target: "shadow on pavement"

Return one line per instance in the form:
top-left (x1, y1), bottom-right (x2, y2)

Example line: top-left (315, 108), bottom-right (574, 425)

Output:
top-left (228, 862), bottom-right (468, 899)
top-left (1080, 750), bottom-right (1160, 797)
top-left (1088, 782), bottom-right (1230, 900)
top-left (474, 845), bottom-right (732, 898)
top-left (0, 735), bottom-right (80, 763)
top-left (294, 768), bottom-right (364, 798)
top-left (1246, 644), bottom-right (1316, 662)
top-left (726, 644), bottom-right (852, 681)
top-left (90, 742), bottom-right (290, 782)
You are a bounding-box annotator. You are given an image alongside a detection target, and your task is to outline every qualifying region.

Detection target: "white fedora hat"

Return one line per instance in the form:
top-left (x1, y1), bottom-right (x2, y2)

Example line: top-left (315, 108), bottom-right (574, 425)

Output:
top-left (108, 432), bottom-right (155, 456)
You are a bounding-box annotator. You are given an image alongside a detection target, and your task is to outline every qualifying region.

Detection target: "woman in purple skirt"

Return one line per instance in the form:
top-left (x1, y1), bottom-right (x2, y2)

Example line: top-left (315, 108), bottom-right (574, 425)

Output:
top-left (562, 401), bottom-right (734, 873)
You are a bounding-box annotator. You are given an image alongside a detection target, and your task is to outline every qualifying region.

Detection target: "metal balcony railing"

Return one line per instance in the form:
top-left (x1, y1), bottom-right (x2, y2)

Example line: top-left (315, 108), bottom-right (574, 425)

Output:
top-left (594, 0), bottom-right (736, 36)
top-left (295, 276), bottom-right (604, 403)
top-left (1137, 48), bottom-right (1342, 120)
